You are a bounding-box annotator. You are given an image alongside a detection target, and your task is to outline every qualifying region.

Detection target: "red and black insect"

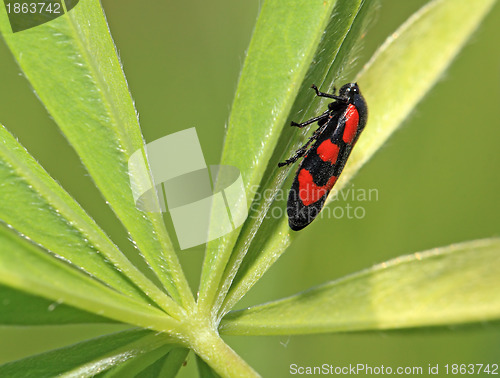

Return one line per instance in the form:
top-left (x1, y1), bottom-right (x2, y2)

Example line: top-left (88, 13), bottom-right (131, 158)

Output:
top-left (279, 83), bottom-right (368, 231)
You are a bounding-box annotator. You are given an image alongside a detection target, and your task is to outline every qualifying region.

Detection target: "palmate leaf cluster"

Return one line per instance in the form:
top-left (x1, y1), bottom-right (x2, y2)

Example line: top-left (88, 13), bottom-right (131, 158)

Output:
top-left (0, 0), bottom-right (498, 376)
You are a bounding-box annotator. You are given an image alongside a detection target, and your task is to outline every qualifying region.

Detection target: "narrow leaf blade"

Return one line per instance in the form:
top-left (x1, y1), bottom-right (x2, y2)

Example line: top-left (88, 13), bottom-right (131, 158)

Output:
top-left (0, 285), bottom-right (112, 325)
top-left (220, 239), bottom-right (500, 335)
top-left (0, 124), bottom-right (176, 312)
top-left (198, 0), bottom-right (372, 316)
top-left (155, 349), bottom-right (189, 378)
top-left (0, 223), bottom-right (179, 332)
top-left (100, 345), bottom-right (172, 378)
top-left (0, 330), bottom-right (173, 377)
top-left (0, 0), bottom-right (192, 306)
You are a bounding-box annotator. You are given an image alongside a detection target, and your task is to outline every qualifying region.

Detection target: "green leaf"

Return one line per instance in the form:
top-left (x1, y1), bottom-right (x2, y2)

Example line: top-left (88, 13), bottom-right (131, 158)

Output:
top-left (219, 0), bottom-right (498, 315)
top-left (0, 223), bottom-right (179, 332)
top-left (98, 348), bottom-right (189, 378)
top-left (154, 349), bottom-right (189, 378)
top-left (0, 329), bottom-right (172, 377)
top-left (220, 238), bottom-right (500, 335)
top-left (99, 345), bottom-right (172, 378)
top-left (0, 0), bottom-right (192, 307)
top-left (0, 285), bottom-right (112, 325)
top-left (0, 123), bottom-right (176, 313)
top-left (196, 354), bottom-right (220, 378)
top-left (198, 0), bottom-right (373, 317)
top-left (130, 352), bottom-right (170, 378)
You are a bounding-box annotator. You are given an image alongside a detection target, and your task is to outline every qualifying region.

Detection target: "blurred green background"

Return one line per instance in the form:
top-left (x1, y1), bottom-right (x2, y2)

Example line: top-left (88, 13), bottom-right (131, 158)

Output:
top-left (1, 0), bottom-right (499, 376)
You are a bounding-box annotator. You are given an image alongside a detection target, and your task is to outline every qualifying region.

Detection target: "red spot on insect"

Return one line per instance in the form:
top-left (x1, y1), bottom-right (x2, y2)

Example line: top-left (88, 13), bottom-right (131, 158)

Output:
top-left (317, 139), bottom-right (339, 164)
top-left (298, 169), bottom-right (337, 206)
top-left (343, 104), bottom-right (359, 144)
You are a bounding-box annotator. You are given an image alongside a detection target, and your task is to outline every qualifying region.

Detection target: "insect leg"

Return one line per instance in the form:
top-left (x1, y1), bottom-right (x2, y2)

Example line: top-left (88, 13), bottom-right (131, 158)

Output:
top-left (311, 84), bottom-right (344, 101)
top-left (278, 123), bottom-right (328, 167)
top-left (291, 111), bottom-right (329, 128)
top-left (278, 144), bottom-right (312, 167)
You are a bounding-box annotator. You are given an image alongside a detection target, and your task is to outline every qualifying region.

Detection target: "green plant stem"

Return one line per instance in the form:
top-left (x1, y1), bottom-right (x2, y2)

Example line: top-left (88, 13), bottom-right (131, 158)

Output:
top-left (186, 323), bottom-right (259, 378)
